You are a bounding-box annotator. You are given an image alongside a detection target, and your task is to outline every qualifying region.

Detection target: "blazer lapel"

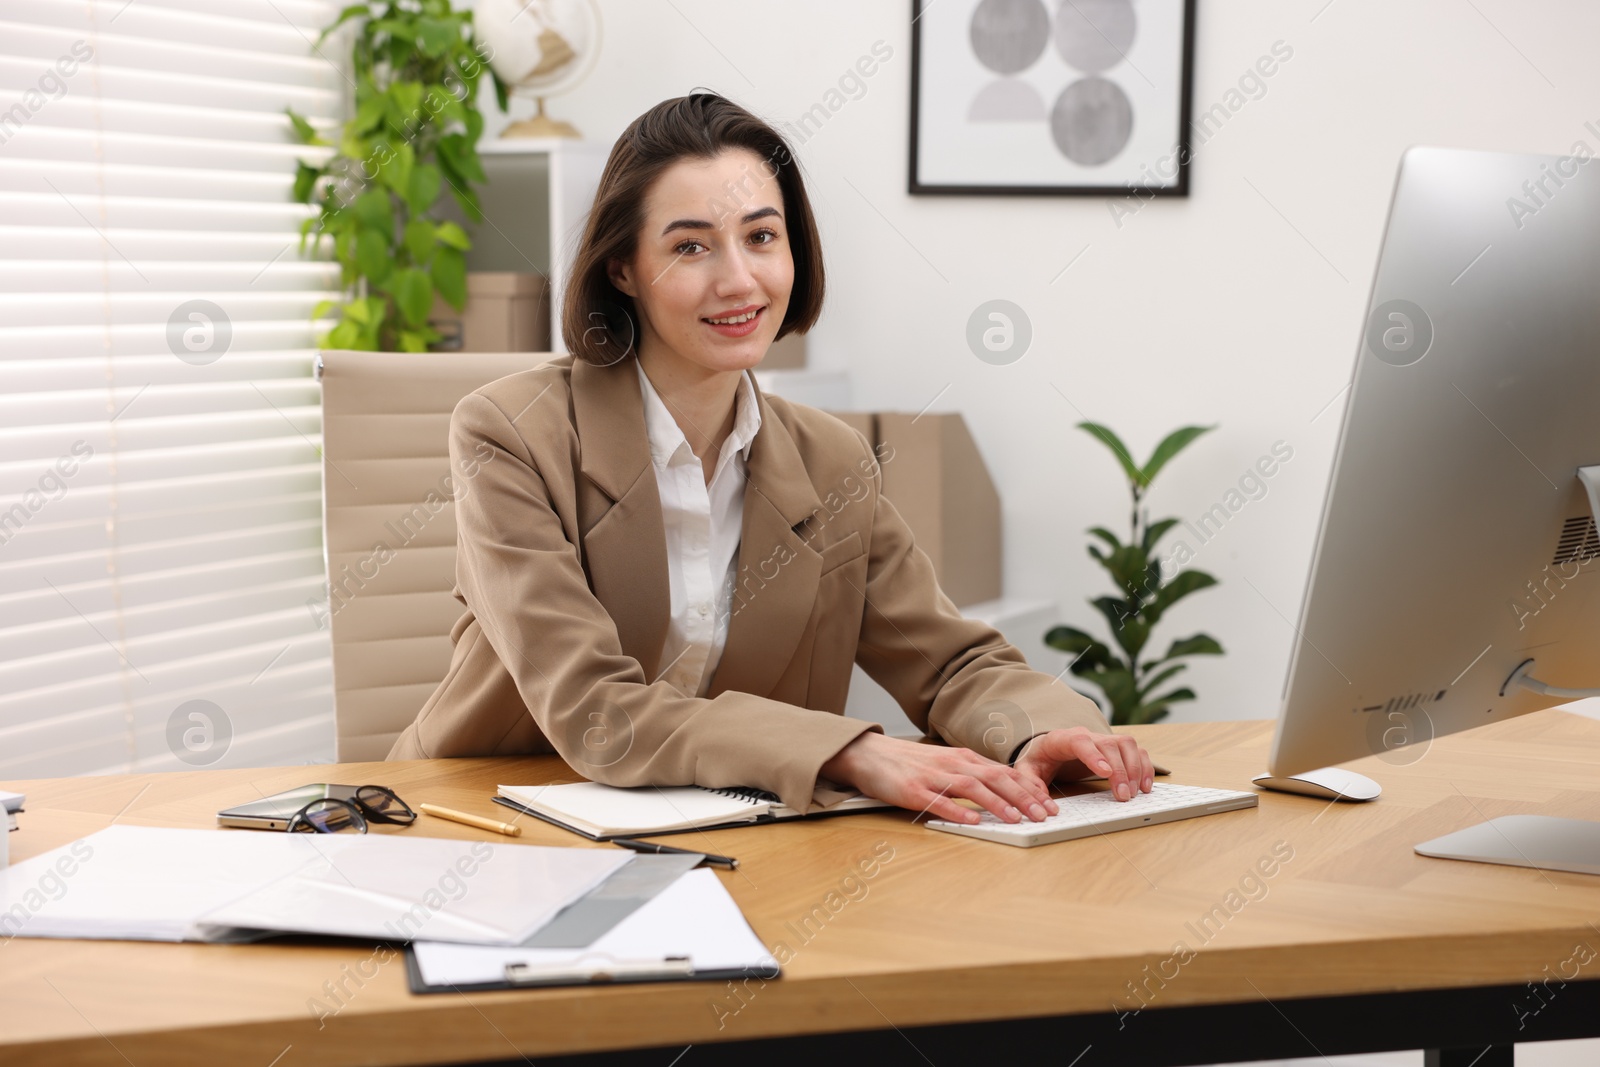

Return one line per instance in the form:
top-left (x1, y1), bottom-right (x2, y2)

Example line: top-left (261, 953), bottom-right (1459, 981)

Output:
top-left (571, 353), bottom-right (824, 699)
top-left (704, 372), bottom-right (823, 699)
top-left (571, 354), bottom-right (671, 680)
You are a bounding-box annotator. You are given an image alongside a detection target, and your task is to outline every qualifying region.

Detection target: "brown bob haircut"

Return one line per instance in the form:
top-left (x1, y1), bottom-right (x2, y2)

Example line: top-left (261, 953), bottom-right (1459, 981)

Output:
top-left (561, 91), bottom-right (826, 366)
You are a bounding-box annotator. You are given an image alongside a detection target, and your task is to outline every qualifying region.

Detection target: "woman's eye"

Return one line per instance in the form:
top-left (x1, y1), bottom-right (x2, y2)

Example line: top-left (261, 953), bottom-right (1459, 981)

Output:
top-left (675, 239), bottom-right (707, 255)
top-left (750, 228), bottom-right (778, 245)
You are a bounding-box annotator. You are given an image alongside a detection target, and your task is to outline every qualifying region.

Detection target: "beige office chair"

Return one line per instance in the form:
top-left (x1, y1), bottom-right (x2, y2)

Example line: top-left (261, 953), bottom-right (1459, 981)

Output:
top-left (316, 349), bottom-right (551, 761)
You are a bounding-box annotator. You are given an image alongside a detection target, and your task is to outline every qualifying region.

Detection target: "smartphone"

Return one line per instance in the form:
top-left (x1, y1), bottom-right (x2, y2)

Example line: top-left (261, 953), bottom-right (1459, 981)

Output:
top-left (216, 784), bottom-right (362, 830)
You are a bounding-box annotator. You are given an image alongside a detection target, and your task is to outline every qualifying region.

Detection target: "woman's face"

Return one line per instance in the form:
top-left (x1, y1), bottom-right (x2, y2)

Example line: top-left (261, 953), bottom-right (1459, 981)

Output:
top-left (609, 147), bottom-right (794, 377)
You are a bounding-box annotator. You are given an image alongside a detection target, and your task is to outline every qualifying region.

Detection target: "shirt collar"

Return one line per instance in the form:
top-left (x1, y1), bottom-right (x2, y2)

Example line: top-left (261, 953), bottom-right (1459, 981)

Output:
top-left (635, 357), bottom-right (762, 470)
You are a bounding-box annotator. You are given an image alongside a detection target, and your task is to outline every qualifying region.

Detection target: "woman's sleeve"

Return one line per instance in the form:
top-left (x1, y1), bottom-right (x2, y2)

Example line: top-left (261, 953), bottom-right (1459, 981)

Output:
top-left (851, 433), bottom-right (1113, 763)
top-left (448, 392), bottom-right (880, 814)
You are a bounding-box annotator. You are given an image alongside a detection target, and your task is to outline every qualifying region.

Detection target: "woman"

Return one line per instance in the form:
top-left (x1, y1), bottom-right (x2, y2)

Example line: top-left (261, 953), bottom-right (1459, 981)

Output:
top-left (388, 92), bottom-right (1155, 826)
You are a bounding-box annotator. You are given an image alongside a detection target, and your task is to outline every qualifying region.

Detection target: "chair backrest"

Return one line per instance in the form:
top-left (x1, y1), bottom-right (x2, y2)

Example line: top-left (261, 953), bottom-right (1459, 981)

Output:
top-left (317, 349), bottom-right (550, 762)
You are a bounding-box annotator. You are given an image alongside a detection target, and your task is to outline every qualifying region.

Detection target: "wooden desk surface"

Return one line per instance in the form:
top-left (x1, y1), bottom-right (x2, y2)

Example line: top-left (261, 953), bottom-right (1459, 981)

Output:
top-left (3, 713), bottom-right (1599, 1066)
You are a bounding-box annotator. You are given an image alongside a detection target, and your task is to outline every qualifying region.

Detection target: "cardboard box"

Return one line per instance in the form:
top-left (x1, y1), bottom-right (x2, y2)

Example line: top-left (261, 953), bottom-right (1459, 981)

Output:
top-left (762, 329), bottom-right (807, 370)
top-left (874, 412), bottom-right (1001, 608)
top-left (430, 272), bottom-right (550, 352)
top-left (821, 410), bottom-right (875, 447)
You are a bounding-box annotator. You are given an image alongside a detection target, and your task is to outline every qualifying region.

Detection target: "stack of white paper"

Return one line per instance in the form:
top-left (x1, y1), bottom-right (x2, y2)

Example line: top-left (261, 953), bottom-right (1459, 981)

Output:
top-left (0, 825), bottom-right (631, 945)
top-left (1, 791), bottom-right (22, 833)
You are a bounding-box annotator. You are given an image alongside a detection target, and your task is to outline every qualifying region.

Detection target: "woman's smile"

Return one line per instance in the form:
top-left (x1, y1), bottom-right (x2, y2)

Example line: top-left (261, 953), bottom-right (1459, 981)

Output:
top-left (703, 303), bottom-right (765, 338)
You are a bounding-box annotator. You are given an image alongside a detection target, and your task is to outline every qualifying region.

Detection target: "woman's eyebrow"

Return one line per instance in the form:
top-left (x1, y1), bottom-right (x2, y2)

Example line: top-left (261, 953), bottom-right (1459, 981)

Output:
top-left (660, 205), bottom-right (782, 236)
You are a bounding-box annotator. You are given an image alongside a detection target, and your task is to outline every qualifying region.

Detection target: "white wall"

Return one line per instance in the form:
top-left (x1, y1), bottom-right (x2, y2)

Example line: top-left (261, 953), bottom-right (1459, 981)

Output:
top-left (470, 0), bottom-right (1600, 724)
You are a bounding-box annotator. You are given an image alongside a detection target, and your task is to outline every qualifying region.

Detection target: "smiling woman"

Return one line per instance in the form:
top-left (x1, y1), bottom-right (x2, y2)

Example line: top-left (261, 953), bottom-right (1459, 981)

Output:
top-left (386, 92), bottom-right (1155, 825)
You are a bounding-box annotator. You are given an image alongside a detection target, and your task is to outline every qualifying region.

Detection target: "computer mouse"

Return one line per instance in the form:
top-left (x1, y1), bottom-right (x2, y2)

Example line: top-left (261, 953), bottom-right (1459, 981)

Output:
top-left (1252, 767), bottom-right (1382, 802)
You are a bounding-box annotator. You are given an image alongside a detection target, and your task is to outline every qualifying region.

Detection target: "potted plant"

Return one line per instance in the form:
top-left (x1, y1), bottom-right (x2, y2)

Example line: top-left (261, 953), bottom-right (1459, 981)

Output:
top-left (287, 1), bottom-right (506, 351)
top-left (1044, 422), bottom-right (1225, 725)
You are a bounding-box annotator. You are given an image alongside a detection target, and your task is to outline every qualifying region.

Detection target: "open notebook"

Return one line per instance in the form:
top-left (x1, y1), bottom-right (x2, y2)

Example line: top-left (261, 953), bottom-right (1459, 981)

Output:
top-left (494, 782), bottom-right (893, 840)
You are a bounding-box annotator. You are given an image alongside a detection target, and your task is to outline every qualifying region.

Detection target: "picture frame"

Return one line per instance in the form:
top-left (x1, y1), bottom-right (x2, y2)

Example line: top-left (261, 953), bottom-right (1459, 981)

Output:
top-left (909, 0), bottom-right (1197, 196)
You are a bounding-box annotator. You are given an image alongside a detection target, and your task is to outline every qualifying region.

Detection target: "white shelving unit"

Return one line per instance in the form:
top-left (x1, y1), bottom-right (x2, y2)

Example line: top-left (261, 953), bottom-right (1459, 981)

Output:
top-left (471, 137), bottom-right (611, 354)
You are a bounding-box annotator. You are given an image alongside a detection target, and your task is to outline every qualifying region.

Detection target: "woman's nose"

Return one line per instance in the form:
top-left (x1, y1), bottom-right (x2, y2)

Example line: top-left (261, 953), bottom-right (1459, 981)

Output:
top-left (715, 246), bottom-right (757, 294)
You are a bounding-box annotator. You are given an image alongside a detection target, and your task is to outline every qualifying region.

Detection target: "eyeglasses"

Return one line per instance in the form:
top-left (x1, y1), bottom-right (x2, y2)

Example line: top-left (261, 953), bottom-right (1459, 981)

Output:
top-left (286, 785), bottom-right (416, 834)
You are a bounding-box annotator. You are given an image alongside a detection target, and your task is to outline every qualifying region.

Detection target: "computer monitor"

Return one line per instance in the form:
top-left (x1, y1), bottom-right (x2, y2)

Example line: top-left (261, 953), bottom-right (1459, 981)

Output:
top-left (1268, 145), bottom-right (1600, 795)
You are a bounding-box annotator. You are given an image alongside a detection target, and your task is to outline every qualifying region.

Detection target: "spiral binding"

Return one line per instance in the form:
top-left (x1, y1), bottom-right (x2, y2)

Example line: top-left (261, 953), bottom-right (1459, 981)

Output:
top-left (703, 785), bottom-right (780, 805)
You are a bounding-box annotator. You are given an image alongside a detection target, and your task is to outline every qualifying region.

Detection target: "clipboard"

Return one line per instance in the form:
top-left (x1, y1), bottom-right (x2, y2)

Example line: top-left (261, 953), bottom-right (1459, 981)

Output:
top-left (404, 868), bottom-right (781, 993)
top-left (403, 946), bottom-right (780, 993)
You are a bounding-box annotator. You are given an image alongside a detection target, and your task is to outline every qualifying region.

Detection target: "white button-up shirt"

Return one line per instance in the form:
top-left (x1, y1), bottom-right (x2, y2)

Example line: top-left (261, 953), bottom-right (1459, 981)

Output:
top-left (635, 357), bottom-right (762, 697)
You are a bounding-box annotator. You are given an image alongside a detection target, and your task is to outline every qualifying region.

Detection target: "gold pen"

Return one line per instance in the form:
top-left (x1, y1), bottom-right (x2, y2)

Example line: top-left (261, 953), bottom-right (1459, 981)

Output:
top-left (419, 802), bottom-right (522, 837)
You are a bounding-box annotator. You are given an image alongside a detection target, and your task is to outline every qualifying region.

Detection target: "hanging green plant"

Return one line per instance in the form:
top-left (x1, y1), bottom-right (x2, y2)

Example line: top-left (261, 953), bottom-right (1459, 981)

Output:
top-left (286, 1), bottom-right (508, 352)
top-left (1045, 422), bottom-right (1225, 725)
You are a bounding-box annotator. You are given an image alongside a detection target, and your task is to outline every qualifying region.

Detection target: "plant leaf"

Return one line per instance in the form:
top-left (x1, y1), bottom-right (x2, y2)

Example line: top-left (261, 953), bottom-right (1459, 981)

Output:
top-left (1103, 544), bottom-right (1153, 602)
top-left (376, 140), bottom-right (414, 199)
top-left (1144, 687), bottom-right (1196, 707)
top-left (368, 18), bottom-right (418, 44)
top-left (1148, 569), bottom-right (1219, 623)
top-left (448, 181), bottom-right (483, 223)
top-left (1141, 425), bottom-right (1216, 485)
top-left (325, 318), bottom-right (363, 349)
top-left (1042, 625), bottom-right (1099, 654)
top-left (386, 267), bottom-right (432, 327)
top-left (1090, 595), bottom-right (1136, 635)
top-left (1042, 626), bottom-right (1123, 674)
top-left (387, 81), bottom-right (425, 134)
top-left (353, 94), bottom-right (386, 135)
top-left (1077, 421), bottom-right (1143, 487)
top-left (438, 134), bottom-right (486, 184)
top-left (403, 217), bottom-right (435, 264)
top-left (316, 3), bottom-right (372, 47)
top-left (1079, 666), bottom-right (1138, 719)
top-left (352, 188), bottom-right (391, 238)
top-left (1142, 517), bottom-right (1180, 555)
top-left (286, 108), bottom-right (326, 146)
top-left (414, 17), bottom-right (456, 56)
top-left (405, 163), bottom-right (442, 216)
top-left (1136, 662), bottom-right (1188, 700)
top-left (1160, 633), bottom-right (1225, 660)
top-left (291, 160), bottom-right (322, 205)
top-left (1125, 703), bottom-right (1171, 726)
top-left (430, 245), bottom-right (466, 311)
top-left (434, 220), bottom-right (471, 251)
top-left (355, 228), bottom-right (391, 284)
top-left (1087, 526), bottom-right (1123, 553)
top-left (1092, 596), bottom-right (1149, 662)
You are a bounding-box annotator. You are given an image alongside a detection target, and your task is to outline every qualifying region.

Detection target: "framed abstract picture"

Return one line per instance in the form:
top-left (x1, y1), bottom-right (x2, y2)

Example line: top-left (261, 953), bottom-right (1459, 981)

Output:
top-left (909, 0), bottom-right (1197, 196)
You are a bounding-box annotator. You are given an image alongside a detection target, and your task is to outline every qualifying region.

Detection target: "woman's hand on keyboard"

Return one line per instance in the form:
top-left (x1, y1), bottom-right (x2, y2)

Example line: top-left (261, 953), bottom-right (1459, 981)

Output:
top-left (1013, 728), bottom-right (1154, 802)
top-left (819, 732), bottom-right (1061, 826)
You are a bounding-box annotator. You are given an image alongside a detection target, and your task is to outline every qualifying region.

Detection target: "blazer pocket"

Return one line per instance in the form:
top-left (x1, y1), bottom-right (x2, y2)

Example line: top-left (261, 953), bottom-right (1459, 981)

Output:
top-left (816, 530), bottom-right (864, 576)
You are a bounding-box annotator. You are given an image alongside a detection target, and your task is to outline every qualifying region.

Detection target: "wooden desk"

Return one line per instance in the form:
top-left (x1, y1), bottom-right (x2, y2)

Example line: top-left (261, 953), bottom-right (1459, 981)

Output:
top-left (3, 714), bottom-right (1600, 1067)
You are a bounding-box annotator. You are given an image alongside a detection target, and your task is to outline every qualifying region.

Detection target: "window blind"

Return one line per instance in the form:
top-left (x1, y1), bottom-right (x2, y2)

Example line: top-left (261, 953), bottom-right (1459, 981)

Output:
top-left (0, 0), bottom-right (345, 777)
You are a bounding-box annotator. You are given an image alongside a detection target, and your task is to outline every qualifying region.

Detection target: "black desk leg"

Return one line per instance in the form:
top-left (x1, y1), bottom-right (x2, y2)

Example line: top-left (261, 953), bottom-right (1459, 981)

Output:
top-left (1425, 1047), bottom-right (1513, 1067)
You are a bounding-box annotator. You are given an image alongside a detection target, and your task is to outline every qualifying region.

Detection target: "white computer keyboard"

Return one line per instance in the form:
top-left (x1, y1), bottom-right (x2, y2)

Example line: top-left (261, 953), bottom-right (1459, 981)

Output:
top-left (925, 782), bottom-right (1259, 847)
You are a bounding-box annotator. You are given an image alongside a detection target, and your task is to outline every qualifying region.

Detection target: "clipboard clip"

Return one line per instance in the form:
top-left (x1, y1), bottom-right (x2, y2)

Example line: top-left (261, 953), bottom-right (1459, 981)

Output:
top-left (504, 953), bottom-right (694, 985)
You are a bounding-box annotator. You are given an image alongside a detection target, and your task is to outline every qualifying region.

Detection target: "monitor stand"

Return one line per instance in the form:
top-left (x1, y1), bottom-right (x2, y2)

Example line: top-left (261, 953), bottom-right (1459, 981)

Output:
top-left (1415, 815), bottom-right (1600, 876)
top-left (1412, 573), bottom-right (1600, 876)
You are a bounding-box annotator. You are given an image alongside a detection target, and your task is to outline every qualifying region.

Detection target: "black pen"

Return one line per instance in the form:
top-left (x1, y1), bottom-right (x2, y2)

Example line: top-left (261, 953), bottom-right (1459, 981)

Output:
top-left (610, 837), bottom-right (739, 869)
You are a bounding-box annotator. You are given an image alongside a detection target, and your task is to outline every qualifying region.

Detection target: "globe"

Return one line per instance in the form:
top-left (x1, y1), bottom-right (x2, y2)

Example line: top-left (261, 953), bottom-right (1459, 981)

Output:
top-left (475, 0), bottom-right (602, 139)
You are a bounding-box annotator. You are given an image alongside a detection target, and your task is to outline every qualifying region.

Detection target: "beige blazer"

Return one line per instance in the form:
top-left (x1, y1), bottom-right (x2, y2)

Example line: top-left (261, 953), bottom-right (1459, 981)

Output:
top-left (386, 351), bottom-right (1112, 813)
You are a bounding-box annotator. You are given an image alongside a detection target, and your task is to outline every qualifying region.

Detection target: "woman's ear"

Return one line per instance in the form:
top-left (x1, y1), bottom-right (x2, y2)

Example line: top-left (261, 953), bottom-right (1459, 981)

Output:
top-left (606, 256), bottom-right (637, 299)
